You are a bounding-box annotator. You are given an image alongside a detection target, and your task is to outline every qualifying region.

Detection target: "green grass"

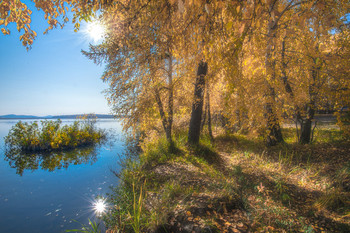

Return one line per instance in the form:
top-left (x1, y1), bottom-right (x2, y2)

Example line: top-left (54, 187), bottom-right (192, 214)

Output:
top-left (129, 182), bottom-right (145, 233)
top-left (102, 126), bottom-right (350, 232)
top-left (103, 131), bottom-right (244, 232)
top-left (66, 219), bottom-right (102, 233)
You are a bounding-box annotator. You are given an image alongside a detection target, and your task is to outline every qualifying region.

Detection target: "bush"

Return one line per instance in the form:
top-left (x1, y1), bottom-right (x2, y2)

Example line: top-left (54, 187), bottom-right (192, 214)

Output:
top-left (5, 118), bottom-right (106, 152)
top-left (336, 110), bottom-right (350, 139)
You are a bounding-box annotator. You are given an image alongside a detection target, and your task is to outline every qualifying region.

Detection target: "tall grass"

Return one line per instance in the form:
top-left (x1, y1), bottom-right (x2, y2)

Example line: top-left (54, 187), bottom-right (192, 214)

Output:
top-left (66, 219), bottom-right (101, 233)
top-left (129, 181), bottom-right (146, 233)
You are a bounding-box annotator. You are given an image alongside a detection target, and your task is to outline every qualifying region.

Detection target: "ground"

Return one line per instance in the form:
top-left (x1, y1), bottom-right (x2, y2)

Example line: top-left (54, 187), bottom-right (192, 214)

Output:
top-left (106, 123), bottom-right (350, 233)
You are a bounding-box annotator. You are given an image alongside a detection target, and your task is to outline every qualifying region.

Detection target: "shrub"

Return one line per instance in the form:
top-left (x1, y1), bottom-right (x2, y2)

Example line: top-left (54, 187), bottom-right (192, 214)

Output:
top-left (335, 110), bottom-right (350, 139)
top-left (5, 119), bottom-right (106, 152)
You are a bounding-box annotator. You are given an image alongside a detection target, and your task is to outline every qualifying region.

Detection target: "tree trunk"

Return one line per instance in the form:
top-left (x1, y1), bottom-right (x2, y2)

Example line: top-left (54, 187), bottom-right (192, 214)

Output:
top-left (153, 54), bottom-right (174, 146)
top-left (281, 39), bottom-right (317, 144)
top-left (155, 89), bottom-right (168, 134)
top-left (207, 85), bottom-right (213, 140)
top-left (280, 38), bottom-right (305, 141)
top-left (201, 82), bottom-right (214, 140)
top-left (188, 60), bottom-right (208, 145)
top-left (154, 88), bottom-right (172, 143)
top-left (264, 18), bottom-right (283, 146)
top-left (299, 68), bottom-right (316, 144)
top-left (281, 39), bottom-right (294, 98)
top-left (201, 97), bottom-right (207, 132)
top-left (166, 55), bottom-right (174, 145)
top-left (265, 101), bottom-right (284, 146)
top-left (299, 107), bottom-right (314, 144)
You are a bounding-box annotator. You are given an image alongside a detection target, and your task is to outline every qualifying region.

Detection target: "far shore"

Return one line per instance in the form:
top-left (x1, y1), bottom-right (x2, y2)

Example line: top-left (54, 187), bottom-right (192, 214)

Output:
top-left (0, 114), bottom-right (124, 120)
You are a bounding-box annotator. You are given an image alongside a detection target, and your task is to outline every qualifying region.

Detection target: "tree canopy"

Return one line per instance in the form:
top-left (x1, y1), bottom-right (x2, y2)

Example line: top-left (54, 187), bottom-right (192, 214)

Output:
top-left (2, 0), bottom-right (350, 144)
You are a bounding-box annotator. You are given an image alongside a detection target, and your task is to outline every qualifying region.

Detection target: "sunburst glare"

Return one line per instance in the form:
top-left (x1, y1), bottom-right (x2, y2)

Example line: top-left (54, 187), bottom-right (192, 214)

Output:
top-left (85, 21), bottom-right (106, 43)
top-left (93, 198), bottom-right (107, 216)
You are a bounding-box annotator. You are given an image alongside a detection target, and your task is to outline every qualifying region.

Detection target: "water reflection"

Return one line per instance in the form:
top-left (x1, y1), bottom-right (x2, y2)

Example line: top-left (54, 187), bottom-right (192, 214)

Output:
top-left (0, 119), bottom-right (122, 233)
top-left (4, 146), bottom-right (99, 176)
top-left (92, 197), bottom-right (108, 216)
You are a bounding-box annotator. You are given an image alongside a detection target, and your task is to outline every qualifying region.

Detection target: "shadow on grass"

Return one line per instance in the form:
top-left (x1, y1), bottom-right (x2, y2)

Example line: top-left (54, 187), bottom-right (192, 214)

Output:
top-left (233, 167), bottom-right (350, 232)
top-left (212, 131), bottom-right (350, 232)
top-left (215, 134), bottom-right (266, 155)
top-left (215, 130), bottom-right (350, 173)
top-left (155, 195), bottom-right (246, 233)
top-left (188, 143), bottom-right (226, 172)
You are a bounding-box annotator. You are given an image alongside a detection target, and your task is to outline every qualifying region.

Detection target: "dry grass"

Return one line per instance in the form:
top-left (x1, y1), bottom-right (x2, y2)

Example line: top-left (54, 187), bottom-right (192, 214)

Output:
top-left (214, 127), bottom-right (350, 232)
top-left (105, 125), bottom-right (350, 232)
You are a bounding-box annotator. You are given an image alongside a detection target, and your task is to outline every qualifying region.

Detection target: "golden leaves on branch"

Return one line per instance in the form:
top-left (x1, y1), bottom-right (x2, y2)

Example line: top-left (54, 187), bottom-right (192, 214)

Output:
top-left (168, 0), bottom-right (177, 5)
top-left (0, 0), bottom-right (112, 49)
top-left (1, 27), bottom-right (10, 35)
top-left (0, 0), bottom-right (66, 49)
top-left (5, 0), bottom-right (344, 142)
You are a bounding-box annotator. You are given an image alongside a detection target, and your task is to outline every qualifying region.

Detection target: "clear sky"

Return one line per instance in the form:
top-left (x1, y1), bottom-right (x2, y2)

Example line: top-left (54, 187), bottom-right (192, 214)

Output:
top-left (0, 2), bottom-right (110, 116)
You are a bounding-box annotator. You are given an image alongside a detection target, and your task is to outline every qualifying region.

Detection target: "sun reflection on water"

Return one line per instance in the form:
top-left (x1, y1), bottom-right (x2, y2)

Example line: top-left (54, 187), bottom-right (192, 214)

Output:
top-left (92, 197), bottom-right (108, 216)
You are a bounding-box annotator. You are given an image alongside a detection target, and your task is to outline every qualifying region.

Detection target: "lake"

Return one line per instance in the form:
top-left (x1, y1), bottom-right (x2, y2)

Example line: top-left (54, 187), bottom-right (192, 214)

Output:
top-left (0, 119), bottom-right (125, 233)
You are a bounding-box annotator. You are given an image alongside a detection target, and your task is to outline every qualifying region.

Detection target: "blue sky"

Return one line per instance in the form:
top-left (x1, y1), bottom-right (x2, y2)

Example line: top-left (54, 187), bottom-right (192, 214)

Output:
top-left (0, 3), bottom-right (110, 116)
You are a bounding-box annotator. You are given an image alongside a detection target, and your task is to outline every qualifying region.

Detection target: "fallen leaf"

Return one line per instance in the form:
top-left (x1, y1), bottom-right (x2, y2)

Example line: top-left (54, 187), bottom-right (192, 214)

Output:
top-left (237, 222), bottom-right (244, 228)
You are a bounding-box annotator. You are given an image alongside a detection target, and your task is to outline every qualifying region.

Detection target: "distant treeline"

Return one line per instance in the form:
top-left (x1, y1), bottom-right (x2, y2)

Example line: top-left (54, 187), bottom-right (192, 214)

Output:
top-left (0, 114), bottom-right (127, 119)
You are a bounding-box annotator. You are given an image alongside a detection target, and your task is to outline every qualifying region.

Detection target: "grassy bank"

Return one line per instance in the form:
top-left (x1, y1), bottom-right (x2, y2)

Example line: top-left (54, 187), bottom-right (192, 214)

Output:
top-left (103, 127), bottom-right (350, 233)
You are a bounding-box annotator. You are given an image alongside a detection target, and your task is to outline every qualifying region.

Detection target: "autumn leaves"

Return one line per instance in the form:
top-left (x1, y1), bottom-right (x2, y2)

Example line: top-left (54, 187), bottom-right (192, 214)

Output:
top-left (2, 0), bottom-right (350, 145)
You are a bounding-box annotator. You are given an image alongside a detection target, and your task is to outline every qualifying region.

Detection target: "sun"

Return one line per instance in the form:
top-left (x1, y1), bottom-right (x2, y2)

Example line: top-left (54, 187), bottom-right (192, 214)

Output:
top-left (86, 21), bottom-right (105, 42)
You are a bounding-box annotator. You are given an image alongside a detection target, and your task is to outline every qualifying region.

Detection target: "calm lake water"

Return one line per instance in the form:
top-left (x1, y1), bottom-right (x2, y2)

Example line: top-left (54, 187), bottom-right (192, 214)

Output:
top-left (0, 119), bottom-right (125, 233)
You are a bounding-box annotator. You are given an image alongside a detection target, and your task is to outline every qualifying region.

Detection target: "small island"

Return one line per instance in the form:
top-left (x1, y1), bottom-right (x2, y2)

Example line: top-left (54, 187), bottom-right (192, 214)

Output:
top-left (5, 118), bottom-right (106, 152)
